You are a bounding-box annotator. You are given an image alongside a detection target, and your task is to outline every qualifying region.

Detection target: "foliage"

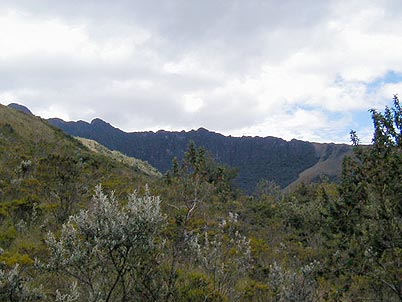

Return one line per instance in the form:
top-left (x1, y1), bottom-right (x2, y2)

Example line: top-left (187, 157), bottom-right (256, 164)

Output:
top-left (2, 99), bottom-right (402, 301)
top-left (329, 95), bottom-right (402, 301)
top-left (167, 141), bottom-right (238, 201)
top-left (55, 282), bottom-right (79, 302)
top-left (0, 262), bottom-right (44, 302)
top-left (161, 142), bottom-right (239, 301)
top-left (189, 212), bottom-right (252, 300)
top-left (175, 271), bottom-right (226, 302)
top-left (44, 185), bottom-right (165, 302)
top-left (267, 261), bottom-right (320, 302)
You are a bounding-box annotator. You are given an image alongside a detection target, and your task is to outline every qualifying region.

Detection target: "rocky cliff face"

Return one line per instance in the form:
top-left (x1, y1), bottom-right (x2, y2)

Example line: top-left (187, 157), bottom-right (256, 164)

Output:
top-left (48, 117), bottom-right (351, 192)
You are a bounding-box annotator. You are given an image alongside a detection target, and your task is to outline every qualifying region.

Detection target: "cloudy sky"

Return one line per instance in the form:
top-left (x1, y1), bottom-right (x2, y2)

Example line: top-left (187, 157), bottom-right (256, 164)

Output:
top-left (1, 0), bottom-right (402, 143)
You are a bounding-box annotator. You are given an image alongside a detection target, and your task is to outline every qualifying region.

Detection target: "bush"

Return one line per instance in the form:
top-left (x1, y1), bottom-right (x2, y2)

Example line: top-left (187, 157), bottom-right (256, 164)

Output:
top-left (45, 185), bottom-right (166, 302)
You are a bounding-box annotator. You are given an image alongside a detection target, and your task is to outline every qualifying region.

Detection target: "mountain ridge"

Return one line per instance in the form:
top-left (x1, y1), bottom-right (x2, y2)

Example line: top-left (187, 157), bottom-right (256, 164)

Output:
top-left (5, 102), bottom-right (351, 192)
top-left (46, 115), bottom-right (352, 192)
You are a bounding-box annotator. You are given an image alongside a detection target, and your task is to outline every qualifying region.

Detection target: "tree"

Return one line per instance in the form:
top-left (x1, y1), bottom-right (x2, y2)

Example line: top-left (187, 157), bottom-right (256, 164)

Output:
top-left (167, 141), bottom-right (238, 203)
top-left (44, 185), bottom-right (165, 302)
top-left (162, 142), bottom-right (238, 301)
top-left (332, 95), bottom-right (402, 301)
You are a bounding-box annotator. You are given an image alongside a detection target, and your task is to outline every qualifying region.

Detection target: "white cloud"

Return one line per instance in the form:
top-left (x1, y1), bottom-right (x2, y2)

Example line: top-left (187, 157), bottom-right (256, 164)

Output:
top-left (0, 10), bottom-right (90, 59)
top-left (231, 109), bottom-right (351, 143)
top-left (36, 104), bottom-right (71, 121)
top-left (182, 93), bottom-right (204, 113)
top-left (0, 0), bottom-right (402, 142)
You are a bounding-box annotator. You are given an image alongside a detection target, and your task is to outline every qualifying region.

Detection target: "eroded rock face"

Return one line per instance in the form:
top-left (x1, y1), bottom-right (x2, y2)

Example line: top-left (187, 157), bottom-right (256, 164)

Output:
top-left (48, 117), bottom-right (351, 192)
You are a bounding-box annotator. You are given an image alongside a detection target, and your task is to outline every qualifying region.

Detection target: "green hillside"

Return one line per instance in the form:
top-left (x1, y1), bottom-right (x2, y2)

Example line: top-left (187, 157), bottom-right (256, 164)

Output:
top-left (0, 104), bottom-right (159, 264)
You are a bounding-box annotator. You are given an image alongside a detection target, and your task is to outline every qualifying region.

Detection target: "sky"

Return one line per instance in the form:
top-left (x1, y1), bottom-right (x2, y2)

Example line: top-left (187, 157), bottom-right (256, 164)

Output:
top-left (1, 0), bottom-right (402, 143)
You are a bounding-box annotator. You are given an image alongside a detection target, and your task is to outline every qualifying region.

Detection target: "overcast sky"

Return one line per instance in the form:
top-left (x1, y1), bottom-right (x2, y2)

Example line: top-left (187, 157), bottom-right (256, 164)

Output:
top-left (1, 0), bottom-right (402, 143)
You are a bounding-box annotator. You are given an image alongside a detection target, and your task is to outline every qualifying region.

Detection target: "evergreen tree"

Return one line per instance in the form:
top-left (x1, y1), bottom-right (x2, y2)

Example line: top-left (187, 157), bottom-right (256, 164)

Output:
top-left (332, 95), bottom-right (402, 301)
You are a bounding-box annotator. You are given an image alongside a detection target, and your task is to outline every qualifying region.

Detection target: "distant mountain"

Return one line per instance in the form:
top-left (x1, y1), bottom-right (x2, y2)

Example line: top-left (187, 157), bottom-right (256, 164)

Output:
top-left (48, 117), bottom-right (352, 192)
top-left (7, 103), bottom-right (33, 115)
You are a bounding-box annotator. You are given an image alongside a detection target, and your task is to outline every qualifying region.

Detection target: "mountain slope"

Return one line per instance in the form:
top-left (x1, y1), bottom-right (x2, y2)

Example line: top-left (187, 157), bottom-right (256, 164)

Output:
top-left (76, 137), bottom-right (161, 177)
top-left (48, 117), bottom-right (352, 192)
top-left (285, 142), bottom-right (352, 190)
top-left (0, 104), bottom-right (158, 208)
top-left (0, 103), bottom-right (164, 271)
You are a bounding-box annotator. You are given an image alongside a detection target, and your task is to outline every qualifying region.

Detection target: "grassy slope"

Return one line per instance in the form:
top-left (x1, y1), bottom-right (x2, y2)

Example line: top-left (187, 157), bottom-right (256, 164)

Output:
top-left (76, 137), bottom-right (161, 177)
top-left (0, 103), bottom-right (159, 179)
top-left (0, 104), bottom-right (61, 143)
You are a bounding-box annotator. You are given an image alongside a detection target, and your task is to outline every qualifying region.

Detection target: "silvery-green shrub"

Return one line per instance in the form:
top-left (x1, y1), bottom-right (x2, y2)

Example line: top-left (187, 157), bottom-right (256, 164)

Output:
top-left (45, 185), bottom-right (165, 302)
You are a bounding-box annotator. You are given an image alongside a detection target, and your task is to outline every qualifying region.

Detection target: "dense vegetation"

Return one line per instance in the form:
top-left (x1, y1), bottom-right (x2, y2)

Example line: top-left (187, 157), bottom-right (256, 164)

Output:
top-left (0, 97), bottom-right (401, 301)
top-left (47, 117), bottom-right (351, 192)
